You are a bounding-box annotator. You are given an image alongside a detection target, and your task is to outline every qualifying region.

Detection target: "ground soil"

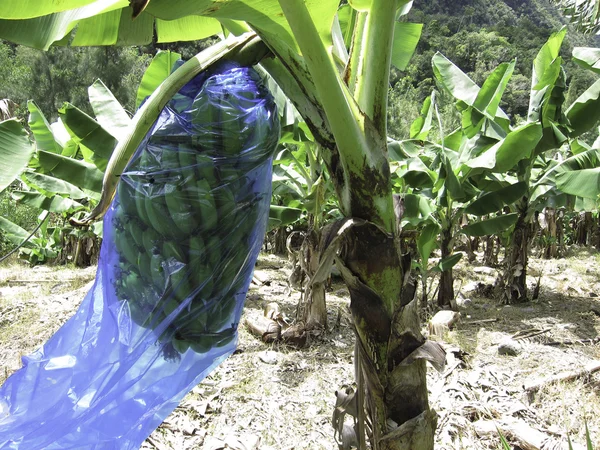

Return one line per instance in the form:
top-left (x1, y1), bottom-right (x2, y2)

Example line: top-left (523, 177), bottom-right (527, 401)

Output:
top-left (0, 248), bottom-right (598, 449)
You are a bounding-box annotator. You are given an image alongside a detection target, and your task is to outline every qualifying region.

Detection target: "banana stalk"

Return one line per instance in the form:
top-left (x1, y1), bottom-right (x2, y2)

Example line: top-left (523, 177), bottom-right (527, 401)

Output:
top-left (71, 32), bottom-right (268, 226)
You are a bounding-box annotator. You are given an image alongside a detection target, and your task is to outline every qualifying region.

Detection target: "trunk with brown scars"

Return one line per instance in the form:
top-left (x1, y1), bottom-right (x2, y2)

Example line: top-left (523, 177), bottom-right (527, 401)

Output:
top-left (338, 223), bottom-right (435, 449)
top-left (437, 226), bottom-right (456, 310)
top-left (504, 203), bottom-right (531, 304)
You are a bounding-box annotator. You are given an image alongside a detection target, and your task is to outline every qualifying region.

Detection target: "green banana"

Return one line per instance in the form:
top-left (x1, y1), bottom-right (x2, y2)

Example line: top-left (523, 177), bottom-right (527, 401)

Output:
top-left (107, 61), bottom-right (279, 356)
top-left (163, 183), bottom-right (197, 235)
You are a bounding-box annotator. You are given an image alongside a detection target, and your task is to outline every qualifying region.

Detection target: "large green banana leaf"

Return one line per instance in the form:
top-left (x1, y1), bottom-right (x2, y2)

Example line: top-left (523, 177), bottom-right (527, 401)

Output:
top-left (23, 172), bottom-right (87, 199)
top-left (409, 94), bottom-right (434, 141)
top-left (37, 150), bottom-right (104, 193)
top-left (465, 182), bottom-right (528, 216)
top-left (0, 1), bottom-right (97, 19)
top-left (88, 79), bottom-right (131, 141)
top-left (136, 50), bottom-right (182, 109)
top-left (27, 101), bottom-right (62, 153)
top-left (0, 216), bottom-right (34, 247)
top-left (493, 123), bottom-right (543, 173)
top-left (0, 120), bottom-right (35, 193)
top-left (556, 167), bottom-right (600, 198)
top-left (391, 22), bottom-right (422, 71)
top-left (268, 205), bottom-right (303, 230)
top-left (572, 47), bottom-right (600, 74)
top-left (0, 1), bottom-right (127, 50)
top-left (401, 193), bottom-right (435, 227)
top-left (417, 222), bottom-right (440, 265)
top-left (565, 79), bottom-right (600, 138)
top-left (432, 52), bottom-right (510, 132)
top-left (12, 191), bottom-right (84, 213)
top-left (0, 0), bottom-right (337, 54)
top-left (58, 103), bottom-right (117, 161)
top-left (462, 213), bottom-right (519, 237)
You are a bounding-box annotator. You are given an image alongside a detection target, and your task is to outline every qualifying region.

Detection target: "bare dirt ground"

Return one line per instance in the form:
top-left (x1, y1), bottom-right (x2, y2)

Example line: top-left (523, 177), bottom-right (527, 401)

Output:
top-left (0, 248), bottom-right (598, 449)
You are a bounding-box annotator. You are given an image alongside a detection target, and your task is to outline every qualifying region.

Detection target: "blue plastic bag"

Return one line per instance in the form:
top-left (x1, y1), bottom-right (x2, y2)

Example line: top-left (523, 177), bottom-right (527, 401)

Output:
top-left (0, 62), bottom-right (279, 449)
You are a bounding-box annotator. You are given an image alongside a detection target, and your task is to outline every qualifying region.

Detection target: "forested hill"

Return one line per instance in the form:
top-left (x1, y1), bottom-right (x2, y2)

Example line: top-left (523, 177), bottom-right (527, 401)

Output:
top-left (387, 0), bottom-right (600, 139)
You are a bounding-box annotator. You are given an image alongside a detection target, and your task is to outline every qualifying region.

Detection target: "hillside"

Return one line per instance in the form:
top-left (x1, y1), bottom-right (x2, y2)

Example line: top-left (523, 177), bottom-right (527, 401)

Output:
top-left (387, 0), bottom-right (600, 139)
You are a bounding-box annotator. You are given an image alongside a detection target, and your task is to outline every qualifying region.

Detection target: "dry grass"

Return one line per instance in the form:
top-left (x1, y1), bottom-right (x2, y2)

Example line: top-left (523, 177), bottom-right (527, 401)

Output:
top-left (0, 250), bottom-right (599, 448)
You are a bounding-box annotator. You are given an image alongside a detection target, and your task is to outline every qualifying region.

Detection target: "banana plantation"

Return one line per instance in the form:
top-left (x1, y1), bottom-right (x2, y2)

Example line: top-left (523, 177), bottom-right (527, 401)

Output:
top-left (0, 0), bottom-right (599, 449)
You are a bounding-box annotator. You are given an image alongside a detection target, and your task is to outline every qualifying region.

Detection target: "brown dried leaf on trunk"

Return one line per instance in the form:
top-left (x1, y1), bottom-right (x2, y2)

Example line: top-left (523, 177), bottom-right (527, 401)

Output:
top-left (332, 388), bottom-right (359, 450)
top-left (398, 340), bottom-right (447, 373)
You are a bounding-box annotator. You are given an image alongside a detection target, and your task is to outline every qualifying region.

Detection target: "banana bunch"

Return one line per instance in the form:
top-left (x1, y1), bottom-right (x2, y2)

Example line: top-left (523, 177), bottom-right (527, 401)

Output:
top-left (109, 65), bottom-right (279, 356)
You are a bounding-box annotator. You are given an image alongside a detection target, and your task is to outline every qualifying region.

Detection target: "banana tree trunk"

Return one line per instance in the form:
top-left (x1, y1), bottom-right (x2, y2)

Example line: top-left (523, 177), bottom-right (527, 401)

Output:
top-left (437, 227), bottom-right (456, 310)
top-left (504, 203), bottom-right (531, 303)
top-left (338, 224), bottom-right (438, 449)
top-left (543, 207), bottom-right (558, 259)
top-left (300, 229), bottom-right (327, 329)
top-left (483, 235), bottom-right (498, 266)
top-left (576, 211), bottom-right (593, 245)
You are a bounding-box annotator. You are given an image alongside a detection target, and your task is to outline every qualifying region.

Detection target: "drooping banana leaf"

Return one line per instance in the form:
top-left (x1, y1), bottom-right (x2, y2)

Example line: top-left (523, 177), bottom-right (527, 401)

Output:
top-left (37, 150), bottom-right (104, 194)
top-left (22, 172), bottom-right (87, 199)
top-left (462, 213), bottom-right (519, 237)
top-left (0, 120), bottom-right (35, 193)
top-left (555, 167), bottom-right (600, 199)
top-left (0, 216), bottom-right (34, 248)
top-left (12, 191), bottom-right (84, 213)
top-left (465, 182), bottom-right (528, 216)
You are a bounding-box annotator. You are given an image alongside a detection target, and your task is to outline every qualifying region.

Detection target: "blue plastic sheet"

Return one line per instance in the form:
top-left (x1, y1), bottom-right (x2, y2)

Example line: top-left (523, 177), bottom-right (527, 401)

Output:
top-left (0, 62), bottom-right (279, 449)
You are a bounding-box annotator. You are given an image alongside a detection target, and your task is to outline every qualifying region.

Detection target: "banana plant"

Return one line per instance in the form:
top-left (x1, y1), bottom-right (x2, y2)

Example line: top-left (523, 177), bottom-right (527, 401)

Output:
top-left (0, 2), bottom-right (433, 448)
top-left (0, 79), bottom-right (127, 263)
top-left (272, 123), bottom-right (339, 328)
top-left (392, 58), bottom-right (534, 310)
top-left (432, 28), bottom-right (600, 304)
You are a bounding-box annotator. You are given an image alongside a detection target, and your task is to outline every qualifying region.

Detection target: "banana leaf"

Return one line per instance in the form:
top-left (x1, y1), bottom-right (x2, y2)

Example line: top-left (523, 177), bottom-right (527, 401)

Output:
top-left (88, 79), bottom-right (131, 141)
top-left (136, 50), bottom-right (182, 108)
top-left (391, 22), bottom-right (422, 71)
top-left (493, 123), bottom-right (543, 173)
top-left (12, 191), bottom-right (84, 213)
top-left (410, 94), bottom-right (433, 141)
top-left (37, 150), bottom-right (104, 194)
top-left (0, 216), bottom-right (34, 248)
top-left (572, 47), bottom-right (600, 74)
top-left (22, 172), bottom-right (87, 199)
top-left (465, 182), bottom-right (528, 216)
top-left (431, 253), bottom-right (463, 273)
top-left (269, 205), bottom-right (302, 229)
top-left (556, 167), bottom-right (600, 199)
top-left (401, 193), bottom-right (434, 227)
top-left (565, 78), bottom-right (600, 138)
top-left (27, 101), bottom-right (61, 153)
top-left (0, 120), bottom-right (35, 193)
top-left (58, 102), bottom-right (117, 161)
top-left (462, 213), bottom-right (519, 237)
top-left (417, 222), bottom-right (440, 264)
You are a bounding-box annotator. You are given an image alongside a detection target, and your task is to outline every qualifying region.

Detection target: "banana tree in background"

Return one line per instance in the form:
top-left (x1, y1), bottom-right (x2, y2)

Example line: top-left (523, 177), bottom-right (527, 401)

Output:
top-left (434, 28), bottom-right (600, 303)
top-left (392, 57), bottom-right (539, 310)
top-left (272, 128), bottom-right (340, 328)
top-left (0, 79), bottom-right (127, 263)
top-left (0, 1), bottom-right (440, 448)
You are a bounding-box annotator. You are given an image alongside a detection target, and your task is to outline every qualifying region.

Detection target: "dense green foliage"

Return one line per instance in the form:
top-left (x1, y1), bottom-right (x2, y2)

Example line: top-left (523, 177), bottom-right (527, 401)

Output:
top-left (387, 0), bottom-right (600, 140)
top-left (0, 43), bottom-right (150, 121)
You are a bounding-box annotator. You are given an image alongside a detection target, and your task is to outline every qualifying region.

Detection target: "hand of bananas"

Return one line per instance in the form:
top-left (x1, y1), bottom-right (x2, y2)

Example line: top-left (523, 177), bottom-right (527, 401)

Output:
top-left (106, 62), bottom-right (279, 358)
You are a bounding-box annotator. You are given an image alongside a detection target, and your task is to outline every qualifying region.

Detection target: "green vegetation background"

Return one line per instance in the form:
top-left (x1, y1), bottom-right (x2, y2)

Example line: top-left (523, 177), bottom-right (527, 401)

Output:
top-left (0, 0), bottom-right (599, 257)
